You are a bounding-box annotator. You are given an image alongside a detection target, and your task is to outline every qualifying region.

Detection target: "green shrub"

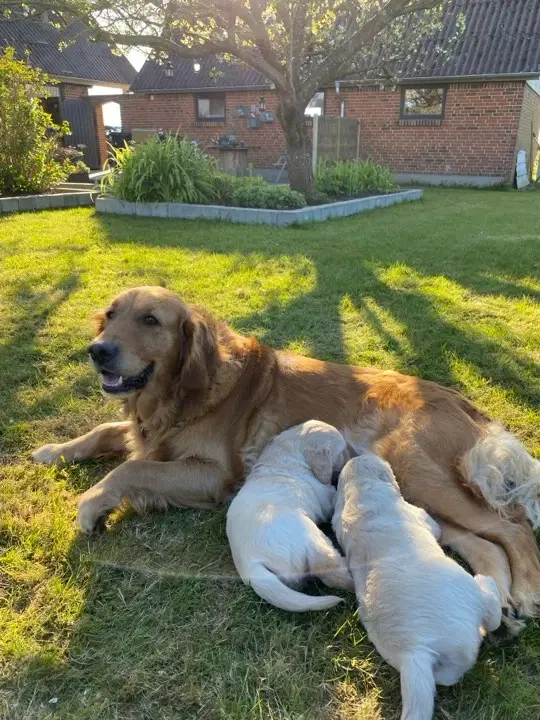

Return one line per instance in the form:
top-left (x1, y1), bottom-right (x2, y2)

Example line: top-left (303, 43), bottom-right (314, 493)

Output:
top-left (103, 134), bottom-right (219, 203)
top-left (0, 48), bottom-right (75, 195)
top-left (304, 190), bottom-right (330, 206)
top-left (231, 183), bottom-right (306, 209)
top-left (212, 173), bottom-right (264, 205)
top-left (316, 158), bottom-right (395, 197)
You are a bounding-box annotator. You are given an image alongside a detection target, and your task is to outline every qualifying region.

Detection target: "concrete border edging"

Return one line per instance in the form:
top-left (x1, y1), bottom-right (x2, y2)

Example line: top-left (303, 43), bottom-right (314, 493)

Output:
top-left (0, 191), bottom-right (95, 214)
top-left (95, 189), bottom-right (423, 226)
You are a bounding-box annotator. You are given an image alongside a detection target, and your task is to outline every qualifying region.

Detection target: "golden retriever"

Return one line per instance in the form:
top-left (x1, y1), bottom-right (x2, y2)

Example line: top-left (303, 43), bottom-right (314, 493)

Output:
top-left (32, 286), bottom-right (540, 627)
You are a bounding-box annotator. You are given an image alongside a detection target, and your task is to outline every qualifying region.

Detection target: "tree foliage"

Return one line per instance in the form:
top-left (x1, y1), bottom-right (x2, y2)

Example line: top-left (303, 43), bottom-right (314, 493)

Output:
top-left (0, 47), bottom-right (74, 195)
top-left (1, 1), bottom-right (457, 192)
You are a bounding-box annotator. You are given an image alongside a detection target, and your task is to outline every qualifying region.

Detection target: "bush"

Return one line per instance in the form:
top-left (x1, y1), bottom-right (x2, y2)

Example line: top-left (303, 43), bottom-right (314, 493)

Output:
top-left (103, 134), bottom-right (219, 203)
top-left (212, 173), bottom-right (264, 205)
top-left (231, 183), bottom-right (306, 209)
top-left (316, 158), bottom-right (395, 197)
top-left (0, 48), bottom-right (75, 195)
top-left (304, 190), bottom-right (330, 206)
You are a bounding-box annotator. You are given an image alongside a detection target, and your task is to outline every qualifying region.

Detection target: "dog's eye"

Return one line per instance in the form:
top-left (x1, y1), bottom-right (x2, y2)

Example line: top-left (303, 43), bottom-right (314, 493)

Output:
top-left (143, 314), bottom-right (160, 326)
top-left (105, 309), bottom-right (115, 320)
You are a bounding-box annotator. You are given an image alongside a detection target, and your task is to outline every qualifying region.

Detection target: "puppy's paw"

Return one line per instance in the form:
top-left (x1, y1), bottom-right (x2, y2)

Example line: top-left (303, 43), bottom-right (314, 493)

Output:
top-left (31, 443), bottom-right (68, 465)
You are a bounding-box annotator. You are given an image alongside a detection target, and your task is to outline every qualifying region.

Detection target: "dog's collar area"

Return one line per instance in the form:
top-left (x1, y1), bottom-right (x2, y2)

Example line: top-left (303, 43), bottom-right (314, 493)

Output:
top-left (101, 363), bottom-right (155, 394)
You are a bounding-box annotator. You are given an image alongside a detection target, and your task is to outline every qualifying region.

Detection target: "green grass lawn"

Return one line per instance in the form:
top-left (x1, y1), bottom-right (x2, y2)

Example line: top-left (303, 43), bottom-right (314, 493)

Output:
top-left (1, 188), bottom-right (540, 719)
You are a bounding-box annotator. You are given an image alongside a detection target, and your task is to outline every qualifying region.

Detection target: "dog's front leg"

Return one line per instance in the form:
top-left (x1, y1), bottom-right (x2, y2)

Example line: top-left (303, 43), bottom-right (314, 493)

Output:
top-left (76, 458), bottom-right (226, 533)
top-left (32, 421), bottom-right (132, 465)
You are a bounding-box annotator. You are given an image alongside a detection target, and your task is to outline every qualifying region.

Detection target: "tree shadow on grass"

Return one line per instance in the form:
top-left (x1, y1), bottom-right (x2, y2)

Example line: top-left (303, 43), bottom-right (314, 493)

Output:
top-left (0, 273), bottom-right (82, 458)
top-left (94, 212), bottom-right (540, 414)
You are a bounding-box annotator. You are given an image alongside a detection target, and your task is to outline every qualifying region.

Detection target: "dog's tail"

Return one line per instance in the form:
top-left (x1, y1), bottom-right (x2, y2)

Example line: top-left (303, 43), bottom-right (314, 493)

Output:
top-left (400, 649), bottom-right (436, 720)
top-left (459, 422), bottom-right (540, 529)
top-left (248, 563), bottom-right (344, 612)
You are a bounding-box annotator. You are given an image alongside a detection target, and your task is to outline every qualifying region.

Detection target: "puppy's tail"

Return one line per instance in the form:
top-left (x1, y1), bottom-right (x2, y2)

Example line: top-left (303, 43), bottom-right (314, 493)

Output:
top-left (248, 563), bottom-right (344, 612)
top-left (400, 649), bottom-right (436, 720)
top-left (460, 422), bottom-right (540, 528)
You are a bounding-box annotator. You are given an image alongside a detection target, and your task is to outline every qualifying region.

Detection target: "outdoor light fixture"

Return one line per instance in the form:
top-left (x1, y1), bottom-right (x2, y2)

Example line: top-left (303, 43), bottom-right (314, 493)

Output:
top-left (164, 60), bottom-right (174, 77)
top-left (334, 80), bottom-right (341, 94)
top-left (193, 61), bottom-right (201, 72)
top-left (259, 96), bottom-right (266, 111)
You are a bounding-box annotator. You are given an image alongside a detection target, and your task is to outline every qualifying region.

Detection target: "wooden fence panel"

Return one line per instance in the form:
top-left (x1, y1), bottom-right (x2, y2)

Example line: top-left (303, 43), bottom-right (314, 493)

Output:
top-left (312, 116), bottom-right (360, 171)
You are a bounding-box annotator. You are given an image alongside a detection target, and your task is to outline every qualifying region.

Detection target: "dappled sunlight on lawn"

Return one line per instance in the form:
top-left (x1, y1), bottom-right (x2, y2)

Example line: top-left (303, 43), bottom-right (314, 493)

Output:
top-left (2, 190), bottom-right (540, 718)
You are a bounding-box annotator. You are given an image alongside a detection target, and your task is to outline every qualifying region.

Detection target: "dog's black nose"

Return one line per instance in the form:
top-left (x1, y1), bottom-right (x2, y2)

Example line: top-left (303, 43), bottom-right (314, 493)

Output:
top-left (88, 340), bottom-right (118, 366)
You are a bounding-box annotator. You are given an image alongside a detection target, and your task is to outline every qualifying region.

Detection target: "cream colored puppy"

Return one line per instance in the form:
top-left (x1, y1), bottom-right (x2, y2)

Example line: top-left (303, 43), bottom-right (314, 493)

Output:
top-left (333, 453), bottom-right (501, 720)
top-left (227, 420), bottom-right (353, 611)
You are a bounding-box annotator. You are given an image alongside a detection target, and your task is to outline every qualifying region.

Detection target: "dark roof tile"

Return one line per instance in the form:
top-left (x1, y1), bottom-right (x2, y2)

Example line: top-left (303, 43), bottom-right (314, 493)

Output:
top-left (0, 19), bottom-right (136, 85)
top-left (130, 54), bottom-right (268, 92)
top-left (404, 0), bottom-right (540, 78)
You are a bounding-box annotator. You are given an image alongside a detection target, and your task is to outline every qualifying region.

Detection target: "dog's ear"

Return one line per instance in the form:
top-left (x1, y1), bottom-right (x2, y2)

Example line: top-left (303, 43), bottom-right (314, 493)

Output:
top-left (304, 441), bottom-right (334, 485)
top-left (92, 310), bottom-right (106, 335)
top-left (178, 312), bottom-right (219, 390)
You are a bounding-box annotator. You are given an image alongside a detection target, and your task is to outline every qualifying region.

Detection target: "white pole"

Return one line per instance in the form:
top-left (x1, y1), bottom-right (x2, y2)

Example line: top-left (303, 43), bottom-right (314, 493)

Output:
top-left (312, 114), bottom-right (319, 175)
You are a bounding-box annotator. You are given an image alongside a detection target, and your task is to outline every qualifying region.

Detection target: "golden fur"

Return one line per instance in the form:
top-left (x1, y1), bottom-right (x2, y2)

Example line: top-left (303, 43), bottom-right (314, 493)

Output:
top-left (32, 286), bottom-right (540, 626)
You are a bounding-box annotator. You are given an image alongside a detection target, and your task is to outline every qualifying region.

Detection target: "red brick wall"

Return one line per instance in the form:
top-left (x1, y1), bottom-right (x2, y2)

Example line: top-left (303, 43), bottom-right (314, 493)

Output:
top-left (122, 90), bottom-right (287, 167)
top-left (59, 83), bottom-right (89, 100)
top-left (123, 81), bottom-right (527, 178)
top-left (325, 81), bottom-right (525, 180)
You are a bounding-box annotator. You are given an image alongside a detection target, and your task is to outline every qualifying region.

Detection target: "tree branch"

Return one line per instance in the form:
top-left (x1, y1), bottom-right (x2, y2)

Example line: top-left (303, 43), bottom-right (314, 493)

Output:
top-left (308, 0), bottom-right (442, 90)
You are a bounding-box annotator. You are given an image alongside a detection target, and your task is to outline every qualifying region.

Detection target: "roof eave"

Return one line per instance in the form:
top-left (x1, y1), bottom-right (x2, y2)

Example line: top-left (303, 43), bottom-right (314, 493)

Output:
top-left (332, 72), bottom-right (540, 88)
top-left (129, 84), bottom-right (271, 94)
top-left (52, 74), bottom-right (131, 89)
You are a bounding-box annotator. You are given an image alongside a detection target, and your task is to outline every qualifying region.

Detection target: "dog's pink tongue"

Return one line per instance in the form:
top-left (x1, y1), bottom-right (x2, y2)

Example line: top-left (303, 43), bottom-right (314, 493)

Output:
top-left (102, 372), bottom-right (123, 388)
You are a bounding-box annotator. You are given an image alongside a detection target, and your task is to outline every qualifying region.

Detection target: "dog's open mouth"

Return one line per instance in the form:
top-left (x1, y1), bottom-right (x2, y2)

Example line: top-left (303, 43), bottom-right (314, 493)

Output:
top-left (101, 363), bottom-right (154, 394)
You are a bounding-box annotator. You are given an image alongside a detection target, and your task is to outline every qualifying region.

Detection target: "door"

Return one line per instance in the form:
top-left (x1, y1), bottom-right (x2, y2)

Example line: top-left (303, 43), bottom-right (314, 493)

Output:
top-left (59, 99), bottom-right (100, 169)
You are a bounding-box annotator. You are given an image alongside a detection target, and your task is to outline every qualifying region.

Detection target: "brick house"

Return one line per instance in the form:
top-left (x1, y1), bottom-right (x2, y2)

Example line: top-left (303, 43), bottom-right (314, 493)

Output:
top-left (0, 16), bottom-right (136, 168)
top-left (123, 0), bottom-right (540, 185)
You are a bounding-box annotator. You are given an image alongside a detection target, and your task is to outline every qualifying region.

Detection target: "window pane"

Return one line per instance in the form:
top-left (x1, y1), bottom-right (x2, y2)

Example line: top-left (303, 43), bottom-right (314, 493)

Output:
top-left (403, 88), bottom-right (444, 116)
top-left (305, 92), bottom-right (324, 117)
top-left (197, 97), bottom-right (211, 117)
top-left (209, 96), bottom-right (225, 117)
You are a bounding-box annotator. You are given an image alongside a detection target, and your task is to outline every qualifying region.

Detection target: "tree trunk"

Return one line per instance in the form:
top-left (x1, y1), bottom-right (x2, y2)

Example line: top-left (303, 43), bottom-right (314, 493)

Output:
top-left (277, 96), bottom-right (314, 195)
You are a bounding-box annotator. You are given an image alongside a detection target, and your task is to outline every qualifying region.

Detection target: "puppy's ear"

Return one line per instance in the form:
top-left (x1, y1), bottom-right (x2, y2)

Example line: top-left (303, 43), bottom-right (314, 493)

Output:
top-left (92, 310), bottom-right (106, 335)
top-left (178, 312), bottom-right (219, 390)
top-left (304, 442), bottom-right (334, 485)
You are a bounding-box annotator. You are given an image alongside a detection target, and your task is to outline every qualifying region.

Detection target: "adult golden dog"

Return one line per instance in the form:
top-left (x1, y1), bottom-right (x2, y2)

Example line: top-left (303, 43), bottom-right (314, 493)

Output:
top-left (32, 286), bottom-right (540, 627)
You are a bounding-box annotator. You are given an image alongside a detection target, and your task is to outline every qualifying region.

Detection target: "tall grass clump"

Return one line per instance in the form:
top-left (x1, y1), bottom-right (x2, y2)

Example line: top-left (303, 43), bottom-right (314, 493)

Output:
top-left (316, 158), bottom-right (394, 197)
top-left (103, 135), bottom-right (218, 203)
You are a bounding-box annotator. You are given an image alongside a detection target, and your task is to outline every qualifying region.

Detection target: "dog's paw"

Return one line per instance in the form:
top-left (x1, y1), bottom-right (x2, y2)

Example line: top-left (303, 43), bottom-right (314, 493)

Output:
top-left (76, 493), bottom-right (111, 535)
top-left (31, 443), bottom-right (67, 465)
top-left (487, 606), bottom-right (526, 644)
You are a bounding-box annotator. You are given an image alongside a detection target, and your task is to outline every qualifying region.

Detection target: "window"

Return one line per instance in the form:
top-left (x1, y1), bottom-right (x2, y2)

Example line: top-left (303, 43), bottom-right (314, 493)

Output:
top-left (305, 92), bottom-right (324, 117)
top-left (400, 87), bottom-right (445, 118)
top-left (196, 93), bottom-right (225, 120)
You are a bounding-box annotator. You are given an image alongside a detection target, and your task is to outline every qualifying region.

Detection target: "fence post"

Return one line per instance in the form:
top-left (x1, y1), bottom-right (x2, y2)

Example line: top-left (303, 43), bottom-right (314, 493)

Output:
top-left (312, 114), bottom-right (319, 175)
top-left (336, 117), bottom-right (341, 161)
top-left (356, 119), bottom-right (361, 160)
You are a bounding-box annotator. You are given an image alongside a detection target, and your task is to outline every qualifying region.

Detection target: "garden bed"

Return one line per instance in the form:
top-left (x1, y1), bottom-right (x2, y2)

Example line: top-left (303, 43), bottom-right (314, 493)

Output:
top-left (0, 188), bottom-right (97, 213)
top-left (96, 189), bottom-right (422, 226)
